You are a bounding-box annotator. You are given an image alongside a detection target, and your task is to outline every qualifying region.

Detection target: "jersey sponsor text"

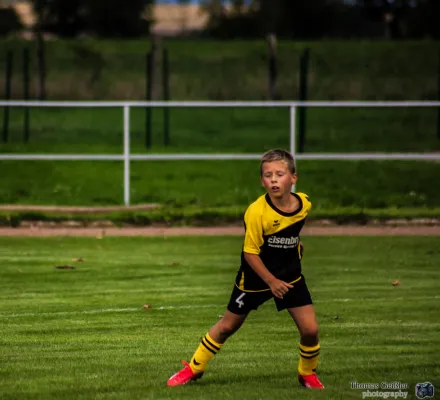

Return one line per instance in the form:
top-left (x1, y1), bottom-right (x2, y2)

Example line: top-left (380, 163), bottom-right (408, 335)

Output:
top-left (267, 235), bottom-right (299, 249)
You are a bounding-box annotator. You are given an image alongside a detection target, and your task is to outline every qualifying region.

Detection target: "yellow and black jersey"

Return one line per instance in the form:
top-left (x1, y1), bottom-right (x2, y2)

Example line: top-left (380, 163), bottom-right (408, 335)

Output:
top-left (235, 192), bottom-right (311, 292)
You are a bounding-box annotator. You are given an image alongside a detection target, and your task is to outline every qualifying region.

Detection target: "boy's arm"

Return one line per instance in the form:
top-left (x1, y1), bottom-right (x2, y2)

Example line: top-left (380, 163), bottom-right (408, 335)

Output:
top-left (243, 252), bottom-right (293, 299)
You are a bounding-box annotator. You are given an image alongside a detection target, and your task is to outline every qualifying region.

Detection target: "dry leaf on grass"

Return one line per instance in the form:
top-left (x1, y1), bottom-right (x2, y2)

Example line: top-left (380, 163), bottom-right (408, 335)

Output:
top-left (143, 304), bottom-right (152, 309)
top-left (72, 258), bottom-right (84, 262)
top-left (392, 280), bottom-right (400, 286)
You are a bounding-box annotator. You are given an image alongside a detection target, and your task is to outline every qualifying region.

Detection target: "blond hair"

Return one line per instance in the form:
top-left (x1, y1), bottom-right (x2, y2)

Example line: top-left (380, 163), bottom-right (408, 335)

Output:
top-left (260, 149), bottom-right (296, 176)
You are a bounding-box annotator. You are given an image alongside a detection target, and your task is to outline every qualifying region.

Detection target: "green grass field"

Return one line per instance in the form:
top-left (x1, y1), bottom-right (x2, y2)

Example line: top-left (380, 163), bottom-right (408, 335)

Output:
top-left (1, 106), bottom-right (440, 213)
top-left (1, 39), bottom-right (440, 218)
top-left (0, 39), bottom-right (437, 101)
top-left (2, 107), bottom-right (439, 153)
top-left (0, 235), bottom-right (439, 399)
top-left (1, 159), bottom-right (440, 211)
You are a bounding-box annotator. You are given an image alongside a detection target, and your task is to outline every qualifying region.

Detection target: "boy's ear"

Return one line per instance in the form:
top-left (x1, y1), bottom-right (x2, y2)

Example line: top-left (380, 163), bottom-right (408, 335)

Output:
top-left (292, 173), bottom-right (298, 183)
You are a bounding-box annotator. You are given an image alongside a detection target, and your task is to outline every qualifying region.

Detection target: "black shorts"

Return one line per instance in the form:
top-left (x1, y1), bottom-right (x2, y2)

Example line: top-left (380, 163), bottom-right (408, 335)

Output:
top-left (226, 274), bottom-right (313, 315)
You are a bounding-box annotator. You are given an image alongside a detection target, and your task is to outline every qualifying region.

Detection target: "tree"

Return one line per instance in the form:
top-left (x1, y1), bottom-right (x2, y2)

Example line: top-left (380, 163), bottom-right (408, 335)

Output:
top-left (201, 0), bottom-right (259, 38)
top-left (32, 0), bottom-right (154, 38)
top-left (87, 0), bottom-right (152, 38)
top-left (32, 0), bottom-right (83, 38)
top-left (408, 0), bottom-right (440, 39)
top-left (0, 7), bottom-right (22, 37)
top-left (202, 0), bottom-right (358, 39)
top-left (200, 0), bottom-right (437, 39)
top-left (359, 0), bottom-right (440, 39)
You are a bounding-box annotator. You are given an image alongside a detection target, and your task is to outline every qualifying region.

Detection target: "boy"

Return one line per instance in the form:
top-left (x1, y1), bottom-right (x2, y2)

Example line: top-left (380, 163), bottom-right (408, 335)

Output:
top-left (167, 149), bottom-right (324, 389)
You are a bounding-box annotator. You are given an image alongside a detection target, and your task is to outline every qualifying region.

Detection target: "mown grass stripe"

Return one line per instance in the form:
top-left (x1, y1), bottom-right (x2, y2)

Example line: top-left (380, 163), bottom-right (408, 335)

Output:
top-left (1, 295), bottom-right (439, 319)
top-left (0, 236), bottom-right (438, 400)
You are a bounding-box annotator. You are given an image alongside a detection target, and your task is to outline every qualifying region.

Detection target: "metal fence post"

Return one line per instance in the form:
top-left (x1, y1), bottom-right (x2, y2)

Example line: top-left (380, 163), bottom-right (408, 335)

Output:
top-left (298, 48), bottom-right (310, 153)
top-left (2, 50), bottom-right (13, 143)
top-left (145, 52), bottom-right (153, 149)
top-left (124, 105), bottom-right (130, 206)
top-left (163, 48), bottom-right (170, 146)
top-left (437, 48), bottom-right (440, 140)
top-left (23, 47), bottom-right (30, 143)
top-left (290, 105), bottom-right (297, 193)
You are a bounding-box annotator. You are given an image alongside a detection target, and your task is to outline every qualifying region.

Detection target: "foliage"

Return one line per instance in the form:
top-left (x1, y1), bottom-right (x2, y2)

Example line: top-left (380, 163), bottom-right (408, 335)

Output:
top-left (201, 0), bottom-right (440, 39)
top-left (31, 0), bottom-right (154, 38)
top-left (361, 0), bottom-right (440, 39)
top-left (0, 7), bottom-right (23, 37)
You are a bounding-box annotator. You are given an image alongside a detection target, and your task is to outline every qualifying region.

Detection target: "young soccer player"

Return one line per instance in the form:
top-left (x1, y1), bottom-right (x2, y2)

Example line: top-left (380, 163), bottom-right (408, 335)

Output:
top-left (167, 149), bottom-right (324, 389)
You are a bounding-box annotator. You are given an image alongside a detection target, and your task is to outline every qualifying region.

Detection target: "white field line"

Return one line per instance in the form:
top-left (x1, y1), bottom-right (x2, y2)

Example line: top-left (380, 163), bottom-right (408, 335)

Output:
top-left (0, 304), bottom-right (223, 318)
top-left (1, 295), bottom-right (439, 319)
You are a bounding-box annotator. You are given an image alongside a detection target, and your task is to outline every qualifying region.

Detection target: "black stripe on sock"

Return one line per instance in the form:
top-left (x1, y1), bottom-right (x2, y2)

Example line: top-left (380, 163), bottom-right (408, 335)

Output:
top-left (201, 339), bottom-right (217, 355)
top-left (204, 336), bottom-right (220, 351)
top-left (300, 353), bottom-right (320, 359)
top-left (300, 348), bottom-right (320, 355)
top-left (300, 350), bottom-right (320, 357)
top-left (299, 346), bottom-right (320, 354)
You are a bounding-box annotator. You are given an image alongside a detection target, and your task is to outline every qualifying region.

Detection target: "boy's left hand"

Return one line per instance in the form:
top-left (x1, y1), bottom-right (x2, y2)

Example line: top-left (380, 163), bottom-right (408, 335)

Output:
top-left (268, 278), bottom-right (294, 299)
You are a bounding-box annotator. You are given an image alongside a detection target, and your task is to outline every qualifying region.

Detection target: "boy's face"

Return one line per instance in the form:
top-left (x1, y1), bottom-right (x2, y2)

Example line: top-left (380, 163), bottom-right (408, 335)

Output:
top-left (261, 160), bottom-right (297, 199)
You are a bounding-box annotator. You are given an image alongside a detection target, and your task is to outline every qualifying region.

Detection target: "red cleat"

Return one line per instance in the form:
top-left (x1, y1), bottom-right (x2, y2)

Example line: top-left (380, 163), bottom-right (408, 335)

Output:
top-left (298, 373), bottom-right (324, 389)
top-left (167, 361), bottom-right (203, 387)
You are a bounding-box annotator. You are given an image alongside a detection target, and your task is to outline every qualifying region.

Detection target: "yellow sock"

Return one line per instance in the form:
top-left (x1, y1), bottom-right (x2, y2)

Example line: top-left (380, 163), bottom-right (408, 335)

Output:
top-left (298, 343), bottom-right (320, 376)
top-left (189, 333), bottom-right (223, 374)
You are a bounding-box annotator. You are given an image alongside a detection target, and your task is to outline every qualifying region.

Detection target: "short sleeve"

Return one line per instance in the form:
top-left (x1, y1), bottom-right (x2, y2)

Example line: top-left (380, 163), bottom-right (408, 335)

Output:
top-left (296, 192), bottom-right (312, 215)
top-left (243, 204), bottom-right (264, 254)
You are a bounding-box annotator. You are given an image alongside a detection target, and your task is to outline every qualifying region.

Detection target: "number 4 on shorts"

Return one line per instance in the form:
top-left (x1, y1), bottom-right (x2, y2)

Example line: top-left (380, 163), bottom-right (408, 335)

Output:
top-left (235, 293), bottom-right (246, 308)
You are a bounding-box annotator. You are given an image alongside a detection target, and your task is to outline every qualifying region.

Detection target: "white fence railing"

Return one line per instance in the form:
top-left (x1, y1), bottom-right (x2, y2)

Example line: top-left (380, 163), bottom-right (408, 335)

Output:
top-left (1, 100), bottom-right (440, 206)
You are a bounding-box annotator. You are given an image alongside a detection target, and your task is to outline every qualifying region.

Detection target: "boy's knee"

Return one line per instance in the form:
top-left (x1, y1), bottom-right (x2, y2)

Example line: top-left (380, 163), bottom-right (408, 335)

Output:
top-left (300, 326), bottom-right (319, 345)
top-left (218, 318), bottom-right (241, 338)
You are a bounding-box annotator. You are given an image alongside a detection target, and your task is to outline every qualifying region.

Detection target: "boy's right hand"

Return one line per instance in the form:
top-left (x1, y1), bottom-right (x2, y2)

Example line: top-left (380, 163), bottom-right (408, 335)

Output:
top-left (268, 279), bottom-right (294, 299)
